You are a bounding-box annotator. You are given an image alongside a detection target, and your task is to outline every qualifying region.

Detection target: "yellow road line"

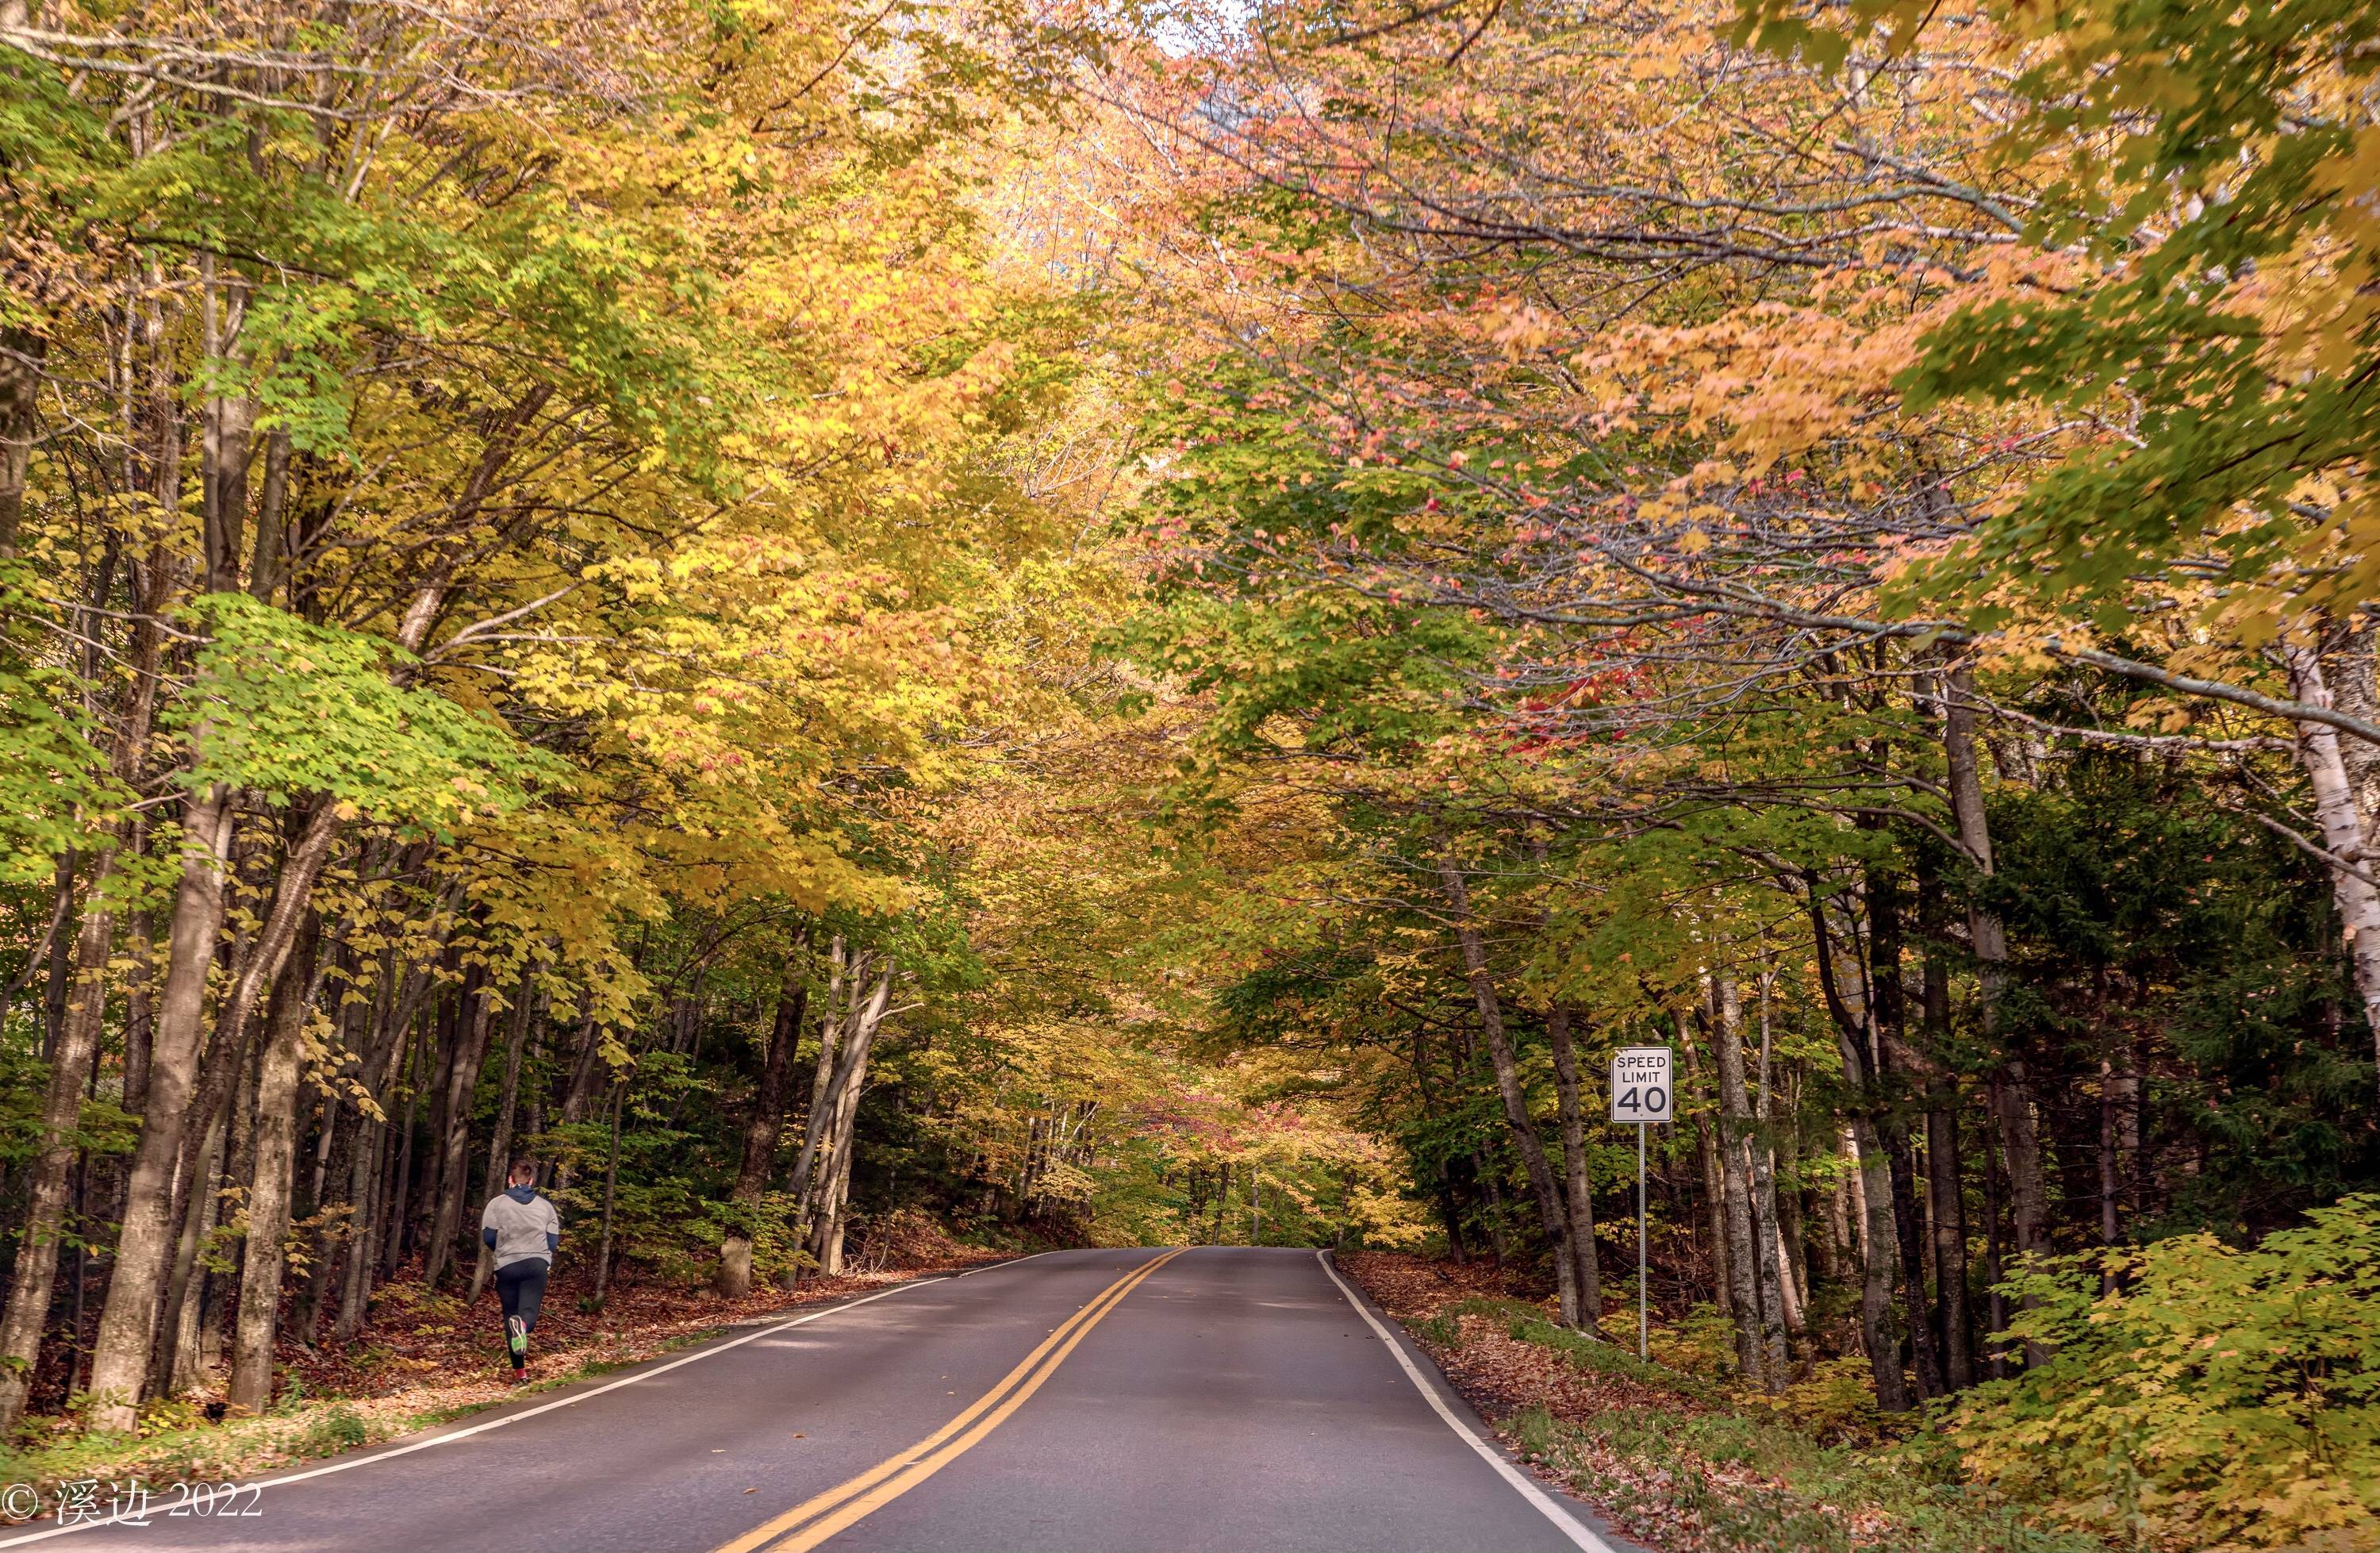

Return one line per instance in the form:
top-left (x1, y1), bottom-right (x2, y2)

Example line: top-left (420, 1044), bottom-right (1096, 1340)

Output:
top-left (763, 1251), bottom-right (1180, 1553)
top-left (712, 1249), bottom-right (1184, 1553)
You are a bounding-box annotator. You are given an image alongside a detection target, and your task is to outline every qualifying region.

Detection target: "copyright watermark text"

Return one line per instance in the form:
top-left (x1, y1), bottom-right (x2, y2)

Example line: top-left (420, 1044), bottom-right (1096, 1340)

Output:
top-left (1, 1478), bottom-right (263, 1527)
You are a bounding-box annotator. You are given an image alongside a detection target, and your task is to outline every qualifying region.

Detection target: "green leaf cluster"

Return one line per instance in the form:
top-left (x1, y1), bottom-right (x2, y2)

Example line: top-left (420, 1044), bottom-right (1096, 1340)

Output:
top-left (164, 593), bottom-right (551, 833)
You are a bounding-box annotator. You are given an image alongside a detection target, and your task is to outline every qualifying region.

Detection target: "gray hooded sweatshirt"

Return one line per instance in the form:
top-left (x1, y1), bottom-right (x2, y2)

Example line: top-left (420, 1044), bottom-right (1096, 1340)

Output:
top-left (480, 1186), bottom-right (561, 1270)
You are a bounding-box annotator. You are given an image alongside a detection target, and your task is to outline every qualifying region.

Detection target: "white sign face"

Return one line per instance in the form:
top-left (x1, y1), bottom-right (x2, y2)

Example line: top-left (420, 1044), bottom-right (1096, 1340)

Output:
top-left (1610, 1046), bottom-right (1675, 1124)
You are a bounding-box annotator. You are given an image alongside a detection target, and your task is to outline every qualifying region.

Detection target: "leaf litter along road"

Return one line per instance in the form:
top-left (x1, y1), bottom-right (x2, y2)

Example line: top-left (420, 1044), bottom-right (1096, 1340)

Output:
top-left (1337, 1255), bottom-right (2090, 1553)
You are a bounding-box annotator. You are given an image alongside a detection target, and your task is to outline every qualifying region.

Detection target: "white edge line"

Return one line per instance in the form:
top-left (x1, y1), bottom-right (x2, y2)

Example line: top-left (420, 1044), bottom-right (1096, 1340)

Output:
top-left (0, 1275), bottom-right (958, 1547)
top-left (953, 1249), bottom-right (1055, 1278)
top-left (1315, 1250), bottom-right (1621, 1553)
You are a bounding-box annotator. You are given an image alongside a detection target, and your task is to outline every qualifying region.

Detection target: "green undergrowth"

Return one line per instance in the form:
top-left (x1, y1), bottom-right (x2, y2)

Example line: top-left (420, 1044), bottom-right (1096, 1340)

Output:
top-left (1430, 1297), bottom-right (2098, 1553)
top-left (0, 1400), bottom-right (404, 1517)
top-left (1948, 1197), bottom-right (2380, 1552)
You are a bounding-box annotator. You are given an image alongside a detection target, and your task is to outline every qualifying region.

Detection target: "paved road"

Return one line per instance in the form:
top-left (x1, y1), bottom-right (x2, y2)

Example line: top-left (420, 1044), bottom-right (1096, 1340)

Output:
top-left (0, 1248), bottom-right (1637, 1553)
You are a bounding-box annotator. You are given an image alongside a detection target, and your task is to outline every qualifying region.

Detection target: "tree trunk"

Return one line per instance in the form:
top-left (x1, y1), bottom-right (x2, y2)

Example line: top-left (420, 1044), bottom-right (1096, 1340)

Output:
top-left (122, 908), bottom-right (155, 1117)
top-left (247, 427), bottom-right (291, 602)
top-left (798, 966), bottom-right (892, 1267)
top-left (1681, 1017), bottom-right (1731, 1320)
top-left (1810, 884), bottom-right (1911, 1412)
top-left (1885, 1132), bottom-right (1945, 1397)
top-left (1755, 977), bottom-right (1809, 1337)
top-left (1837, 1125), bottom-right (1866, 1267)
top-left (1411, 1026), bottom-right (1470, 1263)
top-left (1915, 858), bottom-right (1976, 1390)
top-left (593, 1082), bottom-right (624, 1305)
top-left (0, 560), bottom-right (170, 1424)
top-left (153, 803), bottom-right (347, 1379)
top-left (2282, 643), bottom-right (2380, 1102)
top-left (228, 918), bottom-right (318, 1412)
top-left (1980, 1099), bottom-right (2008, 1378)
top-left (1545, 1005), bottom-right (1603, 1324)
top-left (721, 962), bottom-right (807, 1297)
top-left (1848, 1118), bottom-right (1908, 1411)
top-left (784, 939), bottom-right (850, 1232)
top-left (1818, 1136), bottom-right (1849, 1285)
top-left (1437, 859), bottom-right (1579, 1325)
top-left (35, 852), bottom-right (74, 1062)
top-left (1945, 663), bottom-right (2044, 1366)
top-left (0, 326), bottom-right (44, 558)
top-left (163, 1113), bottom-right (228, 1399)
top-left (812, 1124), bottom-right (858, 1276)
top-left (1925, 1095), bottom-right (1974, 1390)
top-left (1707, 963), bottom-right (1777, 1386)
top-left (197, 257), bottom-right (255, 591)
top-left (789, 948), bottom-right (877, 1283)
top-left (382, 1034), bottom-right (424, 1279)
top-left (0, 841), bottom-right (129, 1428)
top-left (1860, 849), bottom-right (1947, 1400)
top-left (1770, 1219), bottom-right (1804, 1333)
top-left (558, 1013), bottom-right (605, 1128)
top-left (423, 976), bottom-right (497, 1289)
top-left (294, 952), bottom-right (378, 1345)
top-left (84, 784), bottom-right (236, 1431)
top-left (1526, 837), bottom-right (1602, 1324)
top-left (2332, 624), bottom-right (2380, 836)
top-left (466, 986), bottom-right (535, 1304)
top-left (1990, 1068), bottom-right (2048, 1359)
top-left (332, 1116), bottom-right (384, 1345)
top-left (1775, 1118), bottom-right (1814, 1318)
top-left (739, 966), bottom-right (808, 1200)
top-left (1749, 1137), bottom-right (1792, 1359)
top-left (1694, 1108), bottom-right (1730, 1319)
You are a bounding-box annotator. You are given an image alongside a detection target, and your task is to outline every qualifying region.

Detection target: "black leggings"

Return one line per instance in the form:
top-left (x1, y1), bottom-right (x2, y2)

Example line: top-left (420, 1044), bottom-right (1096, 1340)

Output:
top-left (497, 1258), bottom-right (550, 1340)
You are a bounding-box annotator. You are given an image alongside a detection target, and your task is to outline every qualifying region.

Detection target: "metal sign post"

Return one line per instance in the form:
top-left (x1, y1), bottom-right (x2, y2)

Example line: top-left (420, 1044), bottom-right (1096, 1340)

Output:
top-left (1610, 1045), bottom-right (1674, 1360)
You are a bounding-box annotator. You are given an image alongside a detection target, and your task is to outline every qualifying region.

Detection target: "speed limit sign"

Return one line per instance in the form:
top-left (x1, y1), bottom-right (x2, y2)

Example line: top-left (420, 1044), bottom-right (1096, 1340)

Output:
top-left (1611, 1043), bottom-right (1673, 1361)
top-left (1610, 1046), bottom-right (1674, 1124)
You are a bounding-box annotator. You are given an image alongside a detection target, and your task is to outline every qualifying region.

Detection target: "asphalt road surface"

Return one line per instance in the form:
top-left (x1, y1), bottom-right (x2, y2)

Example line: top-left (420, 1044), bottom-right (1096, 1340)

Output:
top-left (0, 1248), bottom-right (1641, 1553)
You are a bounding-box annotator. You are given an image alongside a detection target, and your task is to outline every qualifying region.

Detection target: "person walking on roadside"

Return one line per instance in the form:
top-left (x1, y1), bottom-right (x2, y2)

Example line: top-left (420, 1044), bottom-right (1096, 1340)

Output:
top-left (481, 1159), bottom-right (561, 1383)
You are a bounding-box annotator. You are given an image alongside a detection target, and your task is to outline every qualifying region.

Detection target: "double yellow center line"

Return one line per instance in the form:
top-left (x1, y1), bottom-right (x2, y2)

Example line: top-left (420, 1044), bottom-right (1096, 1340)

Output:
top-left (713, 1248), bottom-right (1185, 1553)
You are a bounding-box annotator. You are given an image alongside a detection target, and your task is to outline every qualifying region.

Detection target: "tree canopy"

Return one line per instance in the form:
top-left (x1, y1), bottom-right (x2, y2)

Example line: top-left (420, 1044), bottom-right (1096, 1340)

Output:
top-left (4, 0), bottom-right (2379, 1544)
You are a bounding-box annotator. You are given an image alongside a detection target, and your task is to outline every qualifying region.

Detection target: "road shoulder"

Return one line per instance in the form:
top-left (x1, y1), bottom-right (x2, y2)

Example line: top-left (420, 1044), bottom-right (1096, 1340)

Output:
top-left (1321, 1251), bottom-right (1656, 1553)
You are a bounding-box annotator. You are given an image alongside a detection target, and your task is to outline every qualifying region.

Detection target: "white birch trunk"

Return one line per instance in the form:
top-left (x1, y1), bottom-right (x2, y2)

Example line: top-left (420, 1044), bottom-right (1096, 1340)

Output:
top-left (2286, 645), bottom-right (2380, 1096)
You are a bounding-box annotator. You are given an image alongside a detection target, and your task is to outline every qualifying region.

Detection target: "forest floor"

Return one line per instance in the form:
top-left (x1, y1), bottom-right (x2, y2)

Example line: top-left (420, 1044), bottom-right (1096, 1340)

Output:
top-left (0, 1224), bottom-right (1002, 1520)
top-left (1335, 1253), bottom-right (2102, 1553)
